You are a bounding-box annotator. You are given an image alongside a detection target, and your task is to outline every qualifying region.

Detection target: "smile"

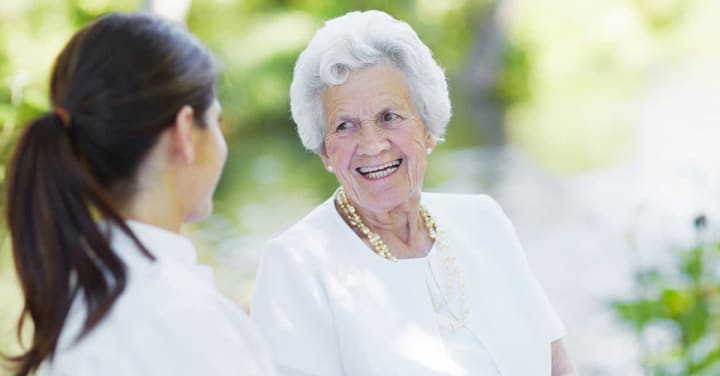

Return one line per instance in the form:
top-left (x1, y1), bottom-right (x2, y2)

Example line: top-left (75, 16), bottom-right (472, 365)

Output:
top-left (356, 159), bottom-right (402, 180)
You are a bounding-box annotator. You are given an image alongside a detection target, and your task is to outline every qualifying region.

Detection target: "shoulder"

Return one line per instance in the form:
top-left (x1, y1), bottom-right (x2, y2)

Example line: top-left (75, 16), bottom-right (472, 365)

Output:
top-left (425, 192), bottom-right (524, 262)
top-left (272, 196), bottom-right (337, 242)
top-left (74, 264), bottom-right (226, 340)
top-left (260, 196), bottom-right (342, 266)
top-left (423, 191), bottom-right (500, 209)
top-left (124, 262), bottom-right (219, 312)
top-left (422, 191), bottom-right (508, 225)
top-left (75, 261), bottom-right (232, 344)
top-left (51, 264), bottom-right (270, 375)
top-left (252, 197), bottom-right (345, 312)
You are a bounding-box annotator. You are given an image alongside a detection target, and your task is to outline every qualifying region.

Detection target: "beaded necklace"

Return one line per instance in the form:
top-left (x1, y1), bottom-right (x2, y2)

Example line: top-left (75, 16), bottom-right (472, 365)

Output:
top-left (335, 187), bottom-right (468, 331)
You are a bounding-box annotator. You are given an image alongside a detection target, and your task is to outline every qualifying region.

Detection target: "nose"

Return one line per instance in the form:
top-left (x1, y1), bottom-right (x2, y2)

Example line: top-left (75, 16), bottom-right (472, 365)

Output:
top-left (356, 121), bottom-right (390, 156)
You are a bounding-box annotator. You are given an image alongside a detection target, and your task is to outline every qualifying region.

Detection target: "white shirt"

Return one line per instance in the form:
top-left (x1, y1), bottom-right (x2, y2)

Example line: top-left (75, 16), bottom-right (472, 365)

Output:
top-left (251, 193), bottom-right (566, 376)
top-left (406, 245), bottom-right (502, 376)
top-left (40, 220), bottom-right (276, 376)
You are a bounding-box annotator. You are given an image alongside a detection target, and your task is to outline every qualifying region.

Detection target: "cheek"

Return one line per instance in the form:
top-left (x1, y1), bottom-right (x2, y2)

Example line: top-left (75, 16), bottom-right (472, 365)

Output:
top-left (406, 155), bottom-right (427, 187)
top-left (202, 128), bottom-right (227, 164)
top-left (218, 137), bottom-right (228, 167)
top-left (324, 143), bottom-right (338, 164)
top-left (324, 139), bottom-right (365, 200)
top-left (214, 127), bottom-right (228, 159)
top-left (324, 139), bottom-right (352, 166)
top-left (403, 133), bottom-right (430, 185)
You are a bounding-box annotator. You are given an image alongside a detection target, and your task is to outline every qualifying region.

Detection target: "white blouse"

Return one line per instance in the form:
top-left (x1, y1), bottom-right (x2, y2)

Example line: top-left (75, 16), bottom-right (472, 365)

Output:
top-left (40, 220), bottom-right (276, 376)
top-left (406, 246), bottom-right (502, 375)
top-left (251, 192), bottom-right (565, 376)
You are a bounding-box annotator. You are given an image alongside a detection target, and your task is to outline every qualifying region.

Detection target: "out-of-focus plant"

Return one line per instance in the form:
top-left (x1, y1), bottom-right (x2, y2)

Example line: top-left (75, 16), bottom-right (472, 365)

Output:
top-left (614, 215), bottom-right (720, 375)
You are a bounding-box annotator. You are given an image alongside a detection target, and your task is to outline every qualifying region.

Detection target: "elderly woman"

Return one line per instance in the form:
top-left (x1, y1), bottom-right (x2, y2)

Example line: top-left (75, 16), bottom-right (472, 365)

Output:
top-left (251, 10), bottom-right (574, 376)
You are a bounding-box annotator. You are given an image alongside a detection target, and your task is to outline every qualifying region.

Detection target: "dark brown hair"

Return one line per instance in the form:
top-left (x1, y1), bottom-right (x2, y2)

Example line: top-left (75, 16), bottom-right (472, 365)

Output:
top-left (3, 12), bottom-right (217, 375)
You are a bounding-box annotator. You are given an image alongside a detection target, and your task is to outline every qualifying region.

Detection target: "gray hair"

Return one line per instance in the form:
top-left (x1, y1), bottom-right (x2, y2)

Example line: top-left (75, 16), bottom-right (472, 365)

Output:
top-left (289, 10), bottom-right (452, 154)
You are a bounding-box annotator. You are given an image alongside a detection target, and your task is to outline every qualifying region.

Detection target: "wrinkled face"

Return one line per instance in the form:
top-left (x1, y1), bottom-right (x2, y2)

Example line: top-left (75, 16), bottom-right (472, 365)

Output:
top-left (185, 99), bottom-right (227, 223)
top-left (321, 63), bottom-right (435, 212)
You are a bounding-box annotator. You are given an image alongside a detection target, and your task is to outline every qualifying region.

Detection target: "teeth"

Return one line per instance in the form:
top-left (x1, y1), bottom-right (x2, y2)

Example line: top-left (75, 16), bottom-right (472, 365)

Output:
top-left (366, 165), bottom-right (399, 179)
top-left (358, 159), bottom-right (401, 174)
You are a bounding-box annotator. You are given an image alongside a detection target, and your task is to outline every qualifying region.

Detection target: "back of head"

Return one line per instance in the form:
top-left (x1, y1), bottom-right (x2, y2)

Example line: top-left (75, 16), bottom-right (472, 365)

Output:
top-left (51, 12), bottom-right (217, 193)
top-left (290, 10), bottom-right (451, 154)
top-left (3, 12), bottom-right (216, 375)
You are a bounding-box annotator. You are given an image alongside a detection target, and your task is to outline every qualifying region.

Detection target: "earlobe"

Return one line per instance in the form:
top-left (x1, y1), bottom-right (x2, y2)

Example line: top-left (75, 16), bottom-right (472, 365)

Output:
top-left (425, 134), bottom-right (436, 153)
top-left (320, 152), bottom-right (334, 173)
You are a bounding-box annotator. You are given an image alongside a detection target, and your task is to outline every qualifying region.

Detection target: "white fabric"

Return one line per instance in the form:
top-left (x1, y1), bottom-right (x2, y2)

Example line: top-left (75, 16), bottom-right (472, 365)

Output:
top-left (251, 193), bottom-right (566, 376)
top-left (40, 220), bottom-right (276, 376)
top-left (413, 247), bottom-right (502, 376)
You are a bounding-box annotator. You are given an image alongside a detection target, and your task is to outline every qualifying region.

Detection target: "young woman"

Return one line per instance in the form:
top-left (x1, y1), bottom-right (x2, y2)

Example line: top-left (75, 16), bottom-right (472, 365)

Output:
top-left (4, 12), bottom-right (274, 376)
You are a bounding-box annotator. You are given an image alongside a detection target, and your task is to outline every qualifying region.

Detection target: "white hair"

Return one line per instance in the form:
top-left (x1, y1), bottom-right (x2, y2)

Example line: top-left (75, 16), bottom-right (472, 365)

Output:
top-left (290, 10), bottom-right (452, 154)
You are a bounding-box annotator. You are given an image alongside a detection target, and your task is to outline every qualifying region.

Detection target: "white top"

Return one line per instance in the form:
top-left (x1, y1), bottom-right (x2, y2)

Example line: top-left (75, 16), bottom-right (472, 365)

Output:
top-left (414, 244), bottom-right (502, 376)
top-left (251, 192), bottom-right (566, 376)
top-left (40, 220), bottom-right (276, 376)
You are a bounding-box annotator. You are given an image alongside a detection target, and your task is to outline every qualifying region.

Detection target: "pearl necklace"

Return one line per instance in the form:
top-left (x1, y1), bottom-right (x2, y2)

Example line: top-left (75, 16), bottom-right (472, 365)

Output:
top-left (335, 187), bottom-right (469, 331)
top-left (336, 187), bottom-right (402, 261)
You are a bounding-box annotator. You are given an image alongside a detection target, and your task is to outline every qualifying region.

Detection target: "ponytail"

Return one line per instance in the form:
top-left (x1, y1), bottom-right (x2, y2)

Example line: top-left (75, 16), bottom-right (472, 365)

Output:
top-left (4, 112), bottom-right (150, 375)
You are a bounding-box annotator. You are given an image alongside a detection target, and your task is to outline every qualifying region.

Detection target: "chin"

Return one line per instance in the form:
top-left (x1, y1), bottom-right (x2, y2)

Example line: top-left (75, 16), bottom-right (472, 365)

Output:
top-left (184, 202), bottom-right (213, 224)
top-left (357, 187), bottom-right (418, 211)
top-left (350, 172), bottom-right (423, 209)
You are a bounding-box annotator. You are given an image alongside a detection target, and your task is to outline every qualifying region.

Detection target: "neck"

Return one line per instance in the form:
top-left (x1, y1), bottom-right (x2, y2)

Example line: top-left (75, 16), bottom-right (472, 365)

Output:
top-left (114, 175), bottom-right (184, 233)
top-left (117, 194), bottom-right (183, 233)
top-left (337, 188), bottom-right (433, 259)
top-left (357, 198), bottom-right (423, 245)
top-left (114, 140), bottom-right (189, 233)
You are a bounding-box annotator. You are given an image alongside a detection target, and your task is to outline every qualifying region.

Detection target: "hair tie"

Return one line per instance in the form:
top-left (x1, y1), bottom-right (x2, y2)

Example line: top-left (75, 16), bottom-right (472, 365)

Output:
top-left (53, 107), bottom-right (71, 128)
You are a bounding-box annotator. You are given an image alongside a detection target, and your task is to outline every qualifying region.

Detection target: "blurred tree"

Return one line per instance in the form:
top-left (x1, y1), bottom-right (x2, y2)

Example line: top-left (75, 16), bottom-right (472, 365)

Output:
top-left (460, 0), bottom-right (508, 146)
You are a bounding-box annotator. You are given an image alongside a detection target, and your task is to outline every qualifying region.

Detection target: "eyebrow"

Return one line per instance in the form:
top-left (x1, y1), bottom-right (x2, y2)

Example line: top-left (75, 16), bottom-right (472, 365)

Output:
top-left (334, 106), bottom-right (398, 120)
top-left (334, 113), bottom-right (358, 121)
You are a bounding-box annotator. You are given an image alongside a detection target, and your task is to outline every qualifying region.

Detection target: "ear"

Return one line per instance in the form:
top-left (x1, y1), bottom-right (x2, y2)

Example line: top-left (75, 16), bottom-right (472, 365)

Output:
top-left (425, 131), bottom-right (437, 151)
top-left (320, 150), bottom-right (333, 172)
top-left (168, 105), bottom-right (196, 164)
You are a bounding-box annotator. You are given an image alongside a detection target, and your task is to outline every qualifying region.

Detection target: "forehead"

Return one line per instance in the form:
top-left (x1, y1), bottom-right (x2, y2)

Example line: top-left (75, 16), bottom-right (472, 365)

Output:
top-left (322, 63), bottom-right (413, 117)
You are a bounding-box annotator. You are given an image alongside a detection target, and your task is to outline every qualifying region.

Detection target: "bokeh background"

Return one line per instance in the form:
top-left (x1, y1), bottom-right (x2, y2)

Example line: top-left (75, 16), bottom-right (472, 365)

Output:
top-left (2, 0), bottom-right (720, 375)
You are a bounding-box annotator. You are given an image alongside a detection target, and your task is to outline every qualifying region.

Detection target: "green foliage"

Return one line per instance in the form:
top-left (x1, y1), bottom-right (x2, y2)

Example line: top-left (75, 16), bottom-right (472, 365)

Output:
top-left (613, 217), bottom-right (720, 375)
top-left (493, 41), bottom-right (532, 104)
top-left (633, 0), bottom-right (693, 33)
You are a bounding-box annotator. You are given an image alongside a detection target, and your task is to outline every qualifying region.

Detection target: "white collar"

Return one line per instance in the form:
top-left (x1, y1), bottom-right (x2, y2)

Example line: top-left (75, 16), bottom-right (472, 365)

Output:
top-left (122, 220), bottom-right (197, 265)
top-left (108, 220), bottom-right (216, 284)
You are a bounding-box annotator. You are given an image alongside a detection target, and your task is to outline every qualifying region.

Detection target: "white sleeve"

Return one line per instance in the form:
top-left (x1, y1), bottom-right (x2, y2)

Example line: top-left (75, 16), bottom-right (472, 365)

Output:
top-left (250, 239), bottom-right (343, 376)
top-left (482, 196), bottom-right (567, 342)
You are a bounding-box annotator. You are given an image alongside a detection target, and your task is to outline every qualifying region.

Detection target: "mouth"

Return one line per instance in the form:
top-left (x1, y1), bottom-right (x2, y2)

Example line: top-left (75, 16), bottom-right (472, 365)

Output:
top-left (356, 159), bottom-right (402, 180)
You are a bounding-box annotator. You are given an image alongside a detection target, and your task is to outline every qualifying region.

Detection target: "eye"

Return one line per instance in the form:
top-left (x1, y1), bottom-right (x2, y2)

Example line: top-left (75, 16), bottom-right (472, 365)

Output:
top-left (335, 120), bottom-right (356, 132)
top-left (379, 111), bottom-right (405, 129)
top-left (382, 112), bottom-right (402, 122)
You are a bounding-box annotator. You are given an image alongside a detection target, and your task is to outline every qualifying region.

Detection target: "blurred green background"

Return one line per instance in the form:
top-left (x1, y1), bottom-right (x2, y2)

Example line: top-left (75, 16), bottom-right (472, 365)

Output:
top-left (2, 0), bottom-right (719, 374)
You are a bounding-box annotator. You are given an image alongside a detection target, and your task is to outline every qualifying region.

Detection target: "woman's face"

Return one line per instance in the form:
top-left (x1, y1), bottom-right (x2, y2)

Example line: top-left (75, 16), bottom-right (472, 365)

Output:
top-left (185, 99), bottom-right (227, 223)
top-left (321, 63), bottom-right (434, 212)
